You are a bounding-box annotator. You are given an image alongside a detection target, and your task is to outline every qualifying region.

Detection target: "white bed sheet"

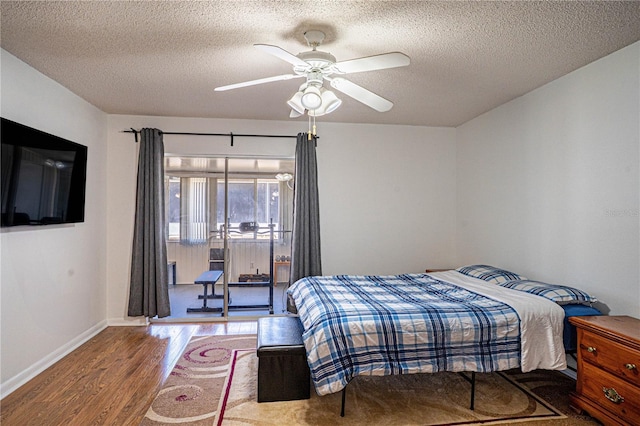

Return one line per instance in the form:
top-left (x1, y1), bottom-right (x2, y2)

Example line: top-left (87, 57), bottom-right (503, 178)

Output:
top-left (429, 270), bottom-right (567, 372)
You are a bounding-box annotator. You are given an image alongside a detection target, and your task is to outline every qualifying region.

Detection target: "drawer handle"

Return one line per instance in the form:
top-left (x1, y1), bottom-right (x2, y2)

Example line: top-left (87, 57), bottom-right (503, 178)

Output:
top-left (603, 387), bottom-right (624, 404)
top-left (625, 363), bottom-right (637, 370)
top-left (586, 346), bottom-right (597, 353)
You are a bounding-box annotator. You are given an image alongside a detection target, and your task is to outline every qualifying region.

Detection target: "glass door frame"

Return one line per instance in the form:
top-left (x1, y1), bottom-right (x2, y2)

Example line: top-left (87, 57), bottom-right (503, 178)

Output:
top-left (220, 157), bottom-right (280, 317)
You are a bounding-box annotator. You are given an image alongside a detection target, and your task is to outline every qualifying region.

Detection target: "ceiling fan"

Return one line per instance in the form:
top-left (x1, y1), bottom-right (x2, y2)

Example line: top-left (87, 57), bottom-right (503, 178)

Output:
top-left (214, 30), bottom-right (410, 118)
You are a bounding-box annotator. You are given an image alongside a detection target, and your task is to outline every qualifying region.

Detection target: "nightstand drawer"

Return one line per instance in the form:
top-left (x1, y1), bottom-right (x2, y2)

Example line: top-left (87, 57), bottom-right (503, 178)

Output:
top-left (581, 362), bottom-right (640, 424)
top-left (580, 330), bottom-right (640, 387)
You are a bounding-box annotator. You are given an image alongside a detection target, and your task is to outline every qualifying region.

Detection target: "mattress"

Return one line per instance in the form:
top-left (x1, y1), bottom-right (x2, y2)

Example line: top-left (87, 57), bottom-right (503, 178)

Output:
top-left (288, 270), bottom-right (566, 396)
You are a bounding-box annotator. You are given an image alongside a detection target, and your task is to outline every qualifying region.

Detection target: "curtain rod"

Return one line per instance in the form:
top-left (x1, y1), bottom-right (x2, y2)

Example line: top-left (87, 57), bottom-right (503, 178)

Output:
top-left (123, 128), bottom-right (317, 146)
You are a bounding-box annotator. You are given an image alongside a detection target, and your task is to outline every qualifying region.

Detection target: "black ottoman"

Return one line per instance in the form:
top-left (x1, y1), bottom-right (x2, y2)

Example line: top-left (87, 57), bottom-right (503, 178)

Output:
top-left (257, 316), bottom-right (311, 402)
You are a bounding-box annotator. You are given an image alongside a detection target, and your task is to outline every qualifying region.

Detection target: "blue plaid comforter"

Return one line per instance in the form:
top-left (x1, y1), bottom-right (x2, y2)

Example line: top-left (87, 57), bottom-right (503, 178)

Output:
top-left (287, 273), bottom-right (521, 396)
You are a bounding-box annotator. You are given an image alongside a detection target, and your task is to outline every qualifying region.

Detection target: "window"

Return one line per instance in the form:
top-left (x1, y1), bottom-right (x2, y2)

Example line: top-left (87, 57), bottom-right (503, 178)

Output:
top-left (166, 176), bottom-right (286, 243)
top-left (167, 177), bottom-right (180, 240)
top-left (217, 179), bottom-right (281, 239)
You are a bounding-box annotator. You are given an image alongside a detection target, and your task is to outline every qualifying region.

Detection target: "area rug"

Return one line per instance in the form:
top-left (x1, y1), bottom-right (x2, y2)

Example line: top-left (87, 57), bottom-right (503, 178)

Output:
top-left (217, 350), bottom-right (597, 426)
top-left (141, 334), bottom-right (256, 426)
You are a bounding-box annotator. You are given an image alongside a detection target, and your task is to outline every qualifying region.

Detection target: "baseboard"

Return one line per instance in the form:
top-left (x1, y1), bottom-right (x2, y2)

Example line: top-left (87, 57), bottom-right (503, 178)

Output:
top-left (561, 353), bottom-right (578, 380)
top-left (0, 320), bottom-right (108, 399)
top-left (107, 317), bottom-right (149, 326)
top-left (560, 368), bottom-right (577, 380)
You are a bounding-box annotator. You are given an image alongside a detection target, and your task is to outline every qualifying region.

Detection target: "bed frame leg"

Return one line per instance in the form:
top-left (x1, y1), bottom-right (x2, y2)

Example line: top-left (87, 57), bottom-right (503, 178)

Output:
top-left (470, 372), bottom-right (476, 410)
top-left (340, 386), bottom-right (346, 417)
top-left (458, 371), bottom-right (477, 410)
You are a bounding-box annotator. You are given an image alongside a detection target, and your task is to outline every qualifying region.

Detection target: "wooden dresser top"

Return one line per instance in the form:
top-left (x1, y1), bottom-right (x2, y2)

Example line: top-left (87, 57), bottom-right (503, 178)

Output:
top-left (569, 315), bottom-right (640, 350)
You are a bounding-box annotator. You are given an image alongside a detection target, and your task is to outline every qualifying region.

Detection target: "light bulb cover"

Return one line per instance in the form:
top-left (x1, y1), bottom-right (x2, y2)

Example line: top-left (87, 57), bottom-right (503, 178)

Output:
top-left (301, 85), bottom-right (322, 110)
top-left (321, 89), bottom-right (342, 114)
top-left (287, 91), bottom-right (305, 114)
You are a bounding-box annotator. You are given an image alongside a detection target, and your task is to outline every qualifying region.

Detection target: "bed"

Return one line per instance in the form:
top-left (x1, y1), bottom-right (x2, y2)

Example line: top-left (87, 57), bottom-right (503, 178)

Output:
top-left (287, 265), bottom-right (599, 400)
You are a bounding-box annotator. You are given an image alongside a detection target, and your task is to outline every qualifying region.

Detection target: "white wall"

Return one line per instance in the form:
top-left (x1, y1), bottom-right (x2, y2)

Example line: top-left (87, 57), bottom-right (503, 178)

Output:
top-left (106, 115), bottom-right (457, 323)
top-left (317, 122), bottom-right (457, 275)
top-left (456, 42), bottom-right (640, 317)
top-left (0, 50), bottom-right (108, 396)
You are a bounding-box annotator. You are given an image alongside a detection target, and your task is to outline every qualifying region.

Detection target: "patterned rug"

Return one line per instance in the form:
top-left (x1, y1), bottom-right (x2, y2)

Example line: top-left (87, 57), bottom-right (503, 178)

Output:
top-left (142, 334), bottom-right (599, 426)
top-left (217, 350), bottom-right (599, 426)
top-left (141, 334), bottom-right (256, 426)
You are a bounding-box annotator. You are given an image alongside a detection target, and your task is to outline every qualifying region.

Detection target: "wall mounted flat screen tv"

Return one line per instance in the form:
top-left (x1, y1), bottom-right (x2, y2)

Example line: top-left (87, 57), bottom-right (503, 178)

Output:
top-left (1, 117), bottom-right (87, 227)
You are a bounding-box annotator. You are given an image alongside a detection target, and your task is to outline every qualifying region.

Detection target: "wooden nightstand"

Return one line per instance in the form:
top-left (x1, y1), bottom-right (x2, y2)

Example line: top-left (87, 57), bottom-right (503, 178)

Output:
top-left (569, 315), bottom-right (640, 426)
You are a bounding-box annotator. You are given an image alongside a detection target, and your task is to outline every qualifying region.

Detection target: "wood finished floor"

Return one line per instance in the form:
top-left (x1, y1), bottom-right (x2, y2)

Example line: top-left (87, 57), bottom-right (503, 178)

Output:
top-left (0, 321), bottom-right (257, 426)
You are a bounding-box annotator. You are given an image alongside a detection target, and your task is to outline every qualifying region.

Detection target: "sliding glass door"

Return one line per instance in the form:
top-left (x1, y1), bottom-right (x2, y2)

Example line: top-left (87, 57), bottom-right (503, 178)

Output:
top-left (222, 158), bottom-right (293, 316)
top-left (162, 155), bottom-right (293, 320)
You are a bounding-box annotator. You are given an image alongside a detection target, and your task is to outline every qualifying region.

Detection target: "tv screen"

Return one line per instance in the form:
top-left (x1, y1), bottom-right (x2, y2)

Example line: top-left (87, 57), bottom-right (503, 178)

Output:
top-left (1, 117), bottom-right (87, 227)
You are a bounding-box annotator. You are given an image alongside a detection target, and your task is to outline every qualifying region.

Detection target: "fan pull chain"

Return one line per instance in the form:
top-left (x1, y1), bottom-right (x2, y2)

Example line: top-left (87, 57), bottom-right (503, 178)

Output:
top-left (307, 113), bottom-right (317, 140)
top-left (307, 110), bottom-right (317, 140)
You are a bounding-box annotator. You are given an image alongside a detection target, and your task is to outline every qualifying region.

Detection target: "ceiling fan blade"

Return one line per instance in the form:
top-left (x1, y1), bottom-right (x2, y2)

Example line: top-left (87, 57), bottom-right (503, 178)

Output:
top-left (254, 44), bottom-right (309, 67)
top-left (333, 52), bottom-right (410, 74)
top-left (329, 77), bottom-right (394, 112)
top-left (214, 74), bottom-right (303, 91)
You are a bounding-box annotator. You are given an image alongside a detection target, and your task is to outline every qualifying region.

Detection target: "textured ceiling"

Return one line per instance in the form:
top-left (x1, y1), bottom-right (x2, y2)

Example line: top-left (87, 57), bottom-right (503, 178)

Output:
top-left (1, 1), bottom-right (639, 127)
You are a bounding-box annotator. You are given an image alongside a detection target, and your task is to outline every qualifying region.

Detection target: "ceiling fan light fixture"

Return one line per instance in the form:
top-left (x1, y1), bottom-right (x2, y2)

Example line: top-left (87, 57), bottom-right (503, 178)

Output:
top-left (275, 172), bottom-right (294, 182)
top-left (301, 85), bottom-right (322, 110)
top-left (321, 88), bottom-right (342, 114)
top-left (307, 89), bottom-right (342, 117)
top-left (287, 90), bottom-right (305, 114)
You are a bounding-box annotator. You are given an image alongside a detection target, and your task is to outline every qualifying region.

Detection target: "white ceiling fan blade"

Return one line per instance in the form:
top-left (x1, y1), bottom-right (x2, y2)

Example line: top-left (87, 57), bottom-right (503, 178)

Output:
top-left (254, 44), bottom-right (309, 67)
top-left (215, 74), bottom-right (303, 91)
top-left (333, 52), bottom-right (410, 74)
top-left (329, 77), bottom-right (394, 112)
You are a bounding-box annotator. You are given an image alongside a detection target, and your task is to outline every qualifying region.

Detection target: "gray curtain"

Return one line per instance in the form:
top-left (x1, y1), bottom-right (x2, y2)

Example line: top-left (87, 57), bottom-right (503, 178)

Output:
top-left (128, 128), bottom-right (170, 318)
top-left (290, 132), bottom-right (322, 284)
